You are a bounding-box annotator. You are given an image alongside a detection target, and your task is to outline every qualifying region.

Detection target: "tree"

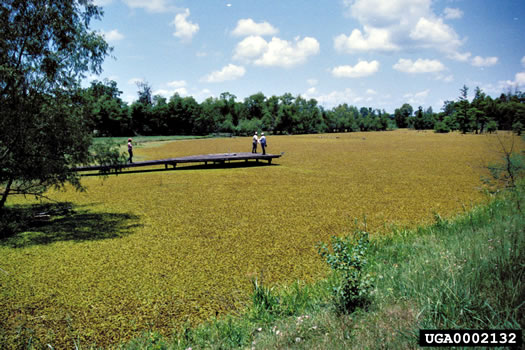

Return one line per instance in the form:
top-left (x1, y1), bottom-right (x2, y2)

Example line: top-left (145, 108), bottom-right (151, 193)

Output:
top-left (0, 0), bottom-right (110, 211)
top-left (83, 79), bottom-right (129, 136)
top-left (136, 80), bottom-right (152, 106)
top-left (454, 85), bottom-right (473, 133)
top-left (394, 103), bottom-right (413, 128)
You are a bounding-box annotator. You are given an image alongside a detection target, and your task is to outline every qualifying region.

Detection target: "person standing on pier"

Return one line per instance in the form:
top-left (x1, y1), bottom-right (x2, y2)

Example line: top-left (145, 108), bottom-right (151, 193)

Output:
top-left (127, 138), bottom-right (133, 163)
top-left (260, 132), bottom-right (267, 155)
top-left (252, 131), bottom-right (258, 153)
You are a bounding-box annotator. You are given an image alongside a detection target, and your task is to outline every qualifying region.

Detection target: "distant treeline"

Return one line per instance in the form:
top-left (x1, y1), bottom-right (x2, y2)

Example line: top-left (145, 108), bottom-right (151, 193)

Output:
top-left (83, 80), bottom-right (525, 137)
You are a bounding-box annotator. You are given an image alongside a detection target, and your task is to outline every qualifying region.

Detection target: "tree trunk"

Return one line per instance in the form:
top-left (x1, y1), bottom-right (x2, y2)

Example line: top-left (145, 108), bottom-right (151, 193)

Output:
top-left (0, 177), bottom-right (14, 212)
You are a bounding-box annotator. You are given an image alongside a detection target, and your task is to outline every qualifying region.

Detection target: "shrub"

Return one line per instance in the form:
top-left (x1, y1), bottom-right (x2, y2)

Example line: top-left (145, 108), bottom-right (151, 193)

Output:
top-left (434, 121), bottom-right (450, 133)
top-left (487, 120), bottom-right (498, 133)
top-left (318, 231), bottom-right (374, 314)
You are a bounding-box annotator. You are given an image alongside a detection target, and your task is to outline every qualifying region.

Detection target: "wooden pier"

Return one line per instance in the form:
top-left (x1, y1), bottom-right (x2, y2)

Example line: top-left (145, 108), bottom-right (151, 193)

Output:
top-left (73, 152), bottom-right (282, 173)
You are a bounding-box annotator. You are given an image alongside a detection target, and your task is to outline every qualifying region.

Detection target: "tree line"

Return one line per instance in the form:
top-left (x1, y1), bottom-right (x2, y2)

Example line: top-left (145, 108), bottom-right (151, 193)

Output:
top-left (83, 80), bottom-right (394, 137)
top-left (395, 85), bottom-right (525, 134)
top-left (84, 80), bottom-right (525, 137)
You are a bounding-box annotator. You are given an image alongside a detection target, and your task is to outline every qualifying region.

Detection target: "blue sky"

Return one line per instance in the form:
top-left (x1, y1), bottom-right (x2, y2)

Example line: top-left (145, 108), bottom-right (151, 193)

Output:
top-left (89, 0), bottom-right (525, 113)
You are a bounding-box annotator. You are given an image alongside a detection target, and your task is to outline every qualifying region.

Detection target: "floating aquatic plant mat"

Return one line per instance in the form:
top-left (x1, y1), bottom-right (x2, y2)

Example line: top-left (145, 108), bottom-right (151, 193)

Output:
top-left (1, 130), bottom-right (522, 347)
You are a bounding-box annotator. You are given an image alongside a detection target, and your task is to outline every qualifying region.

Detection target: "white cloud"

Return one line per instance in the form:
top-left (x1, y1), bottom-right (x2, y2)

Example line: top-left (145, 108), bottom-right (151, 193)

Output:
top-left (443, 7), bottom-right (463, 20)
top-left (339, 0), bottom-right (465, 57)
top-left (366, 89), bottom-right (377, 95)
top-left (331, 60), bottom-right (380, 78)
top-left (334, 26), bottom-right (398, 53)
top-left (122, 0), bottom-right (174, 13)
top-left (410, 17), bottom-right (462, 50)
top-left (101, 29), bottom-right (124, 42)
top-left (471, 56), bottom-right (498, 67)
top-left (167, 80), bottom-right (187, 88)
top-left (203, 64), bottom-right (246, 83)
top-left (448, 51), bottom-right (471, 62)
top-left (234, 36), bottom-right (320, 68)
top-left (307, 79), bottom-right (318, 86)
top-left (232, 19), bottom-right (278, 37)
top-left (256, 37), bottom-right (319, 67)
top-left (233, 36), bottom-right (269, 60)
top-left (172, 9), bottom-right (199, 42)
top-left (393, 58), bottom-right (445, 73)
top-left (346, 0), bottom-right (431, 26)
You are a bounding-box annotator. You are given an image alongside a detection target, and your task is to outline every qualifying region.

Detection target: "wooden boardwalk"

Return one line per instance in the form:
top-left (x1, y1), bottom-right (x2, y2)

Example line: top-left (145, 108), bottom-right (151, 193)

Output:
top-left (73, 152), bottom-right (282, 173)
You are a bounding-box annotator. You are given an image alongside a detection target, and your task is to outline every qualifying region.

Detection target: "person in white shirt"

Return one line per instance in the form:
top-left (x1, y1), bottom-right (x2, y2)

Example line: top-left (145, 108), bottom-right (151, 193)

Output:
top-left (259, 132), bottom-right (267, 155)
top-left (252, 132), bottom-right (258, 153)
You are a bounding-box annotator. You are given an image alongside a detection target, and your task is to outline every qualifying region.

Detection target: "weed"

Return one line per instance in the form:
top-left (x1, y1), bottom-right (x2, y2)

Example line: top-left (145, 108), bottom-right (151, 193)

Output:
top-left (318, 231), bottom-right (374, 314)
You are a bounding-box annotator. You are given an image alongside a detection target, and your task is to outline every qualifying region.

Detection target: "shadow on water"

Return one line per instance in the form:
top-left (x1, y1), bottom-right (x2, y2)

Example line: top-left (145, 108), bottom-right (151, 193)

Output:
top-left (79, 160), bottom-right (280, 176)
top-left (0, 202), bottom-right (141, 248)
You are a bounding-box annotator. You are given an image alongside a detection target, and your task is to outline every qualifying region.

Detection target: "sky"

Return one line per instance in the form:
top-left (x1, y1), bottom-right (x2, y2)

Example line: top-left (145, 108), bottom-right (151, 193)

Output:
top-left (88, 0), bottom-right (525, 113)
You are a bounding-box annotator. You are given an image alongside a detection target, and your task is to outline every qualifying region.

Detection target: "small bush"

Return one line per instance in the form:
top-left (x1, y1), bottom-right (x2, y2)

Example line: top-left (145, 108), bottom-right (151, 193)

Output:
top-left (318, 231), bottom-right (374, 314)
top-left (487, 120), bottom-right (498, 133)
top-left (434, 121), bottom-right (450, 133)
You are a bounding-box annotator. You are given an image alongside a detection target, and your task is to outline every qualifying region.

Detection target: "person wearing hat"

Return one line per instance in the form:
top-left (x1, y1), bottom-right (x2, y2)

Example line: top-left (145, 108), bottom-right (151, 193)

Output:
top-left (259, 132), bottom-right (267, 155)
top-left (127, 138), bottom-right (133, 163)
top-left (252, 131), bottom-right (258, 153)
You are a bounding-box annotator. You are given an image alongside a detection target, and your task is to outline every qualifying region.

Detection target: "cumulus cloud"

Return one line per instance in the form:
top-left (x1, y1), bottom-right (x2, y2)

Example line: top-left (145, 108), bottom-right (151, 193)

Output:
top-left (234, 36), bottom-right (320, 68)
top-left (338, 0), bottom-right (465, 57)
top-left (471, 56), bottom-right (498, 67)
top-left (122, 0), bottom-right (174, 13)
top-left (334, 26), bottom-right (399, 53)
top-left (443, 7), bottom-right (463, 19)
top-left (101, 29), bottom-right (124, 42)
top-left (393, 58), bottom-right (445, 73)
top-left (172, 9), bottom-right (199, 42)
top-left (346, 0), bottom-right (431, 26)
top-left (232, 18), bottom-right (278, 37)
top-left (409, 17), bottom-right (462, 51)
top-left (203, 64), bottom-right (246, 83)
top-left (331, 60), bottom-right (380, 78)
top-left (233, 35), bottom-right (269, 60)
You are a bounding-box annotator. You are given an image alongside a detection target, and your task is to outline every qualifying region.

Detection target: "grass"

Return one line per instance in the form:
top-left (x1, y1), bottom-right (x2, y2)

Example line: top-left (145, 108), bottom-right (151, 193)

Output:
top-left (1, 130), bottom-right (523, 348)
